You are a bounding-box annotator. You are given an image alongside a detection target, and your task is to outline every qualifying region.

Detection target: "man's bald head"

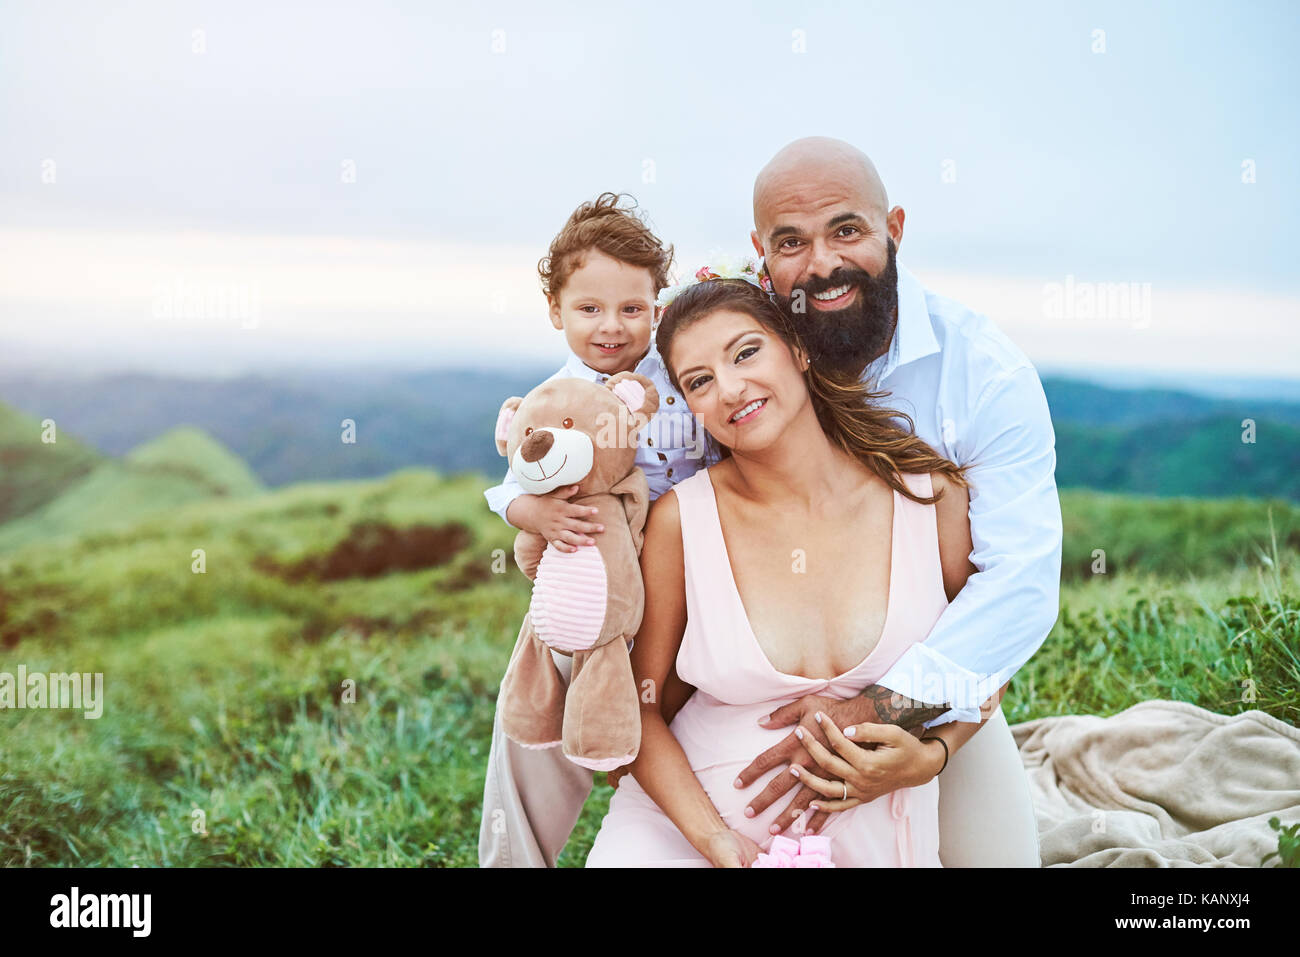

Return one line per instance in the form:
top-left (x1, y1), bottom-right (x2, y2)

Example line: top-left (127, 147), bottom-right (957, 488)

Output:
top-left (752, 137), bottom-right (889, 236)
top-left (749, 136), bottom-right (905, 377)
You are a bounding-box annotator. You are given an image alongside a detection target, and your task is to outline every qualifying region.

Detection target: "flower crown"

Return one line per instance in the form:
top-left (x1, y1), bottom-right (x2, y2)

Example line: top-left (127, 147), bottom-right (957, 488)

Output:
top-left (654, 254), bottom-right (774, 317)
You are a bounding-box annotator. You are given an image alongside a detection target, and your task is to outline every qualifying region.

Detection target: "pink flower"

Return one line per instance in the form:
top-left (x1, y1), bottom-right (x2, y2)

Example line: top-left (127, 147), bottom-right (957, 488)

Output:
top-left (751, 834), bottom-right (835, 868)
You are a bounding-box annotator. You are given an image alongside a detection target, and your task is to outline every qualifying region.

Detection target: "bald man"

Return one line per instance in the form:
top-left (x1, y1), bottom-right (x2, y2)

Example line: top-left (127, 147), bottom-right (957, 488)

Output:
top-left (731, 136), bottom-right (1057, 865)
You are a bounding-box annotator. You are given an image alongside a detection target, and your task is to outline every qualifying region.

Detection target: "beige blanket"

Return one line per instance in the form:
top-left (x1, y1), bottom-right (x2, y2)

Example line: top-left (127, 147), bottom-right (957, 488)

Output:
top-left (1010, 699), bottom-right (1300, 867)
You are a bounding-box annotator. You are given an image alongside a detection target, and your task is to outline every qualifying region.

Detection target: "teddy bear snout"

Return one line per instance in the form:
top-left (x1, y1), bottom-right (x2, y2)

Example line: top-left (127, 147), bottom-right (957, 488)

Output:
top-left (520, 429), bottom-right (555, 463)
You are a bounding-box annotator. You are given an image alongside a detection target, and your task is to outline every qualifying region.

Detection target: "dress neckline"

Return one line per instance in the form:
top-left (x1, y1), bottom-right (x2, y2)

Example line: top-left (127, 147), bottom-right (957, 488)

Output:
top-left (695, 467), bottom-right (899, 684)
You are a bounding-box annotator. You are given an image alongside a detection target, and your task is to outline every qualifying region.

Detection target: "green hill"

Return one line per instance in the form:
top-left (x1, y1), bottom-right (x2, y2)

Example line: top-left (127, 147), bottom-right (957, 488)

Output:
top-left (1060, 489), bottom-right (1300, 581)
top-left (0, 401), bottom-right (104, 524)
top-left (0, 467), bottom-right (1295, 867)
top-left (124, 425), bottom-right (265, 496)
top-left (0, 422), bottom-right (265, 553)
top-left (1055, 417), bottom-right (1300, 500)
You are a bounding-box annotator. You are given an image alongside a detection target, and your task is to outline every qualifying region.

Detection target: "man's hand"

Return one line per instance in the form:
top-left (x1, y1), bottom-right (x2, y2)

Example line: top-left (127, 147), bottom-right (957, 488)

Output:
top-left (733, 694), bottom-right (866, 833)
top-left (735, 687), bottom-right (948, 835)
top-left (505, 486), bottom-right (604, 552)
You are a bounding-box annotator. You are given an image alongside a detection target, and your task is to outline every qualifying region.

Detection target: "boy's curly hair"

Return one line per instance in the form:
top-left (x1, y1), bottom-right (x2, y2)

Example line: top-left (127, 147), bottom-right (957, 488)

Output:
top-left (538, 192), bottom-right (674, 303)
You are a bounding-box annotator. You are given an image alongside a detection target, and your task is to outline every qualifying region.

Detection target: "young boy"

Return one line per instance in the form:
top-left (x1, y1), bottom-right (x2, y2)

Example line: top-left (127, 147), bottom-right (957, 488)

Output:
top-left (479, 192), bottom-right (711, 867)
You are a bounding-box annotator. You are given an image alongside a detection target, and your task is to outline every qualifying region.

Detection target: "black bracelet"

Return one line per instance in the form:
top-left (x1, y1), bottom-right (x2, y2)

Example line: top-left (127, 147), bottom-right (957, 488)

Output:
top-left (921, 735), bottom-right (949, 775)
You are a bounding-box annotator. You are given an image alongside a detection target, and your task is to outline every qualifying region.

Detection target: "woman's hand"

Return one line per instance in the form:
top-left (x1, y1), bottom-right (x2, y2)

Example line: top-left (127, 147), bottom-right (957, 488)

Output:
top-left (700, 828), bottom-right (763, 868)
top-left (787, 711), bottom-right (946, 813)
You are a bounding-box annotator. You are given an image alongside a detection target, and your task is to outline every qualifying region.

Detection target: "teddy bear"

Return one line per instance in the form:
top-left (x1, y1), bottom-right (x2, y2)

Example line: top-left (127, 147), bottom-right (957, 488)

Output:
top-left (492, 371), bottom-right (658, 771)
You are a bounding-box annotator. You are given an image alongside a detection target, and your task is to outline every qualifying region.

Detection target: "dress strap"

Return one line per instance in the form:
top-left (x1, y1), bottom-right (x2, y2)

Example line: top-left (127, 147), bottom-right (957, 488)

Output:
top-left (887, 472), bottom-right (951, 642)
top-left (667, 470), bottom-right (713, 567)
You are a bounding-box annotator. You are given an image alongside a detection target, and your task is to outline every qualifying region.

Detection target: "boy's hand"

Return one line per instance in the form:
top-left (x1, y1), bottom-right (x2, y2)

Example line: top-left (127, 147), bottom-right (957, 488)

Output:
top-left (505, 486), bottom-right (605, 553)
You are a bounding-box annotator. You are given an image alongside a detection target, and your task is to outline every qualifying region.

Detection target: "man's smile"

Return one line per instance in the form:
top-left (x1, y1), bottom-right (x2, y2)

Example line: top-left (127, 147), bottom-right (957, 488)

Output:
top-left (808, 284), bottom-right (859, 310)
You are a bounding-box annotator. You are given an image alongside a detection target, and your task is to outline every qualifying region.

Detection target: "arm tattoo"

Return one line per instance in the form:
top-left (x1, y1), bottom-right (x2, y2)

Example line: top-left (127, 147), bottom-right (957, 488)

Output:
top-left (859, 684), bottom-right (950, 728)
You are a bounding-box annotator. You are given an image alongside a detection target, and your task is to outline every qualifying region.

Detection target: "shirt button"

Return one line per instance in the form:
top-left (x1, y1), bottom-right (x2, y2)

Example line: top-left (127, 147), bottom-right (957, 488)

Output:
top-left (657, 452), bottom-right (667, 462)
top-left (646, 437), bottom-right (653, 446)
top-left (599, 375), bottom-right (608, 383)
top-left (666, 396), bottom-right (675, 404)
top-left (666, 468), bottom-right (673, 477)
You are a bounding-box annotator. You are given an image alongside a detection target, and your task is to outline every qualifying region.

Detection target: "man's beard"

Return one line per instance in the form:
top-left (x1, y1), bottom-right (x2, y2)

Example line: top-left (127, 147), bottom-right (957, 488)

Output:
top-left (774, 236), bottom-right (898, 378)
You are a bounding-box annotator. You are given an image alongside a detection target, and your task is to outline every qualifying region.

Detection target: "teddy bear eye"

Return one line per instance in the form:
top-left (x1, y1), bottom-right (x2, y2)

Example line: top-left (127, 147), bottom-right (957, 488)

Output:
top-left (524, 427), bottom-right (533, 436)
top-left (562, 417), bottom-right (574, 429)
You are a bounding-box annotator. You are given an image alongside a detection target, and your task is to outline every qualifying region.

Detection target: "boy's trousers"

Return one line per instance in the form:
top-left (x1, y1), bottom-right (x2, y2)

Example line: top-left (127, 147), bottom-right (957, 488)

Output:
top-left (478, 650), bottom-right (1040, 867)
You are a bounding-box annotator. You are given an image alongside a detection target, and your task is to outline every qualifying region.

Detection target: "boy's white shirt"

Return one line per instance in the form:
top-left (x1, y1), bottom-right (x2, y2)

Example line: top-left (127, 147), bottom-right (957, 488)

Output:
top-left (483, 346), bottom-right (714, 520)
top-left (486, 263), bottom-right (1062, 729)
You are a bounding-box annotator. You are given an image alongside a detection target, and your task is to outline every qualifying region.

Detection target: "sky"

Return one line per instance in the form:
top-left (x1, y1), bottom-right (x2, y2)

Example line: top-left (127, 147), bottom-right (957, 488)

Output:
top-left (1, 0), bottom-right (1297, 381)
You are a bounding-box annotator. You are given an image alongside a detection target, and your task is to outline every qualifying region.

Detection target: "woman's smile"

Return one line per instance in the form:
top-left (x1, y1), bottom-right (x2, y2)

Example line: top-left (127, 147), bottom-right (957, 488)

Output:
top-left (728, 397), bottom-right (768, 425)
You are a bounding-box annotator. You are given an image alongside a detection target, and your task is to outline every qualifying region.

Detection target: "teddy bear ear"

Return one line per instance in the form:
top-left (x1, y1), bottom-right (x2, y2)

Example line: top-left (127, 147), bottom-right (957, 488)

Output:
top-left (605, 372), bottom-right (659, 430)
top-left (495, 396), bottom-right (523, 457)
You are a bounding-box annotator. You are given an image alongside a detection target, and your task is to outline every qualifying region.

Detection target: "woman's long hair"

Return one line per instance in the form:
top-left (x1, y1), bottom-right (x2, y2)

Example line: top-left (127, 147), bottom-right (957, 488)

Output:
top-left (655, 278), bottom-right (968, 505)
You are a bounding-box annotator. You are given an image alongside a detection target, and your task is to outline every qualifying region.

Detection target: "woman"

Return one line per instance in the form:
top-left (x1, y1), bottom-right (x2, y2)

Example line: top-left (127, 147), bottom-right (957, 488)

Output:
top-left (585, 270), bottom-right (1007, 867)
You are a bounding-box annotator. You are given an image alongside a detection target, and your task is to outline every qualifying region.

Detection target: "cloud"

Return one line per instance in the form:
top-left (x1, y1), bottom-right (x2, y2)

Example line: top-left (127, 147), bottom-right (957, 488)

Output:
top-left (2, 227), bottom-right (1295, 378)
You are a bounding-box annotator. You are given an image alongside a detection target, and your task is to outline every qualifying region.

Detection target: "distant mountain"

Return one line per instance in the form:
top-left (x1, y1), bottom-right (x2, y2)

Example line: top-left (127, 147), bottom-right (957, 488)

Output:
top-left (0, 368), bottom-right (1297, 501)
top-left (0, 368), bottom-right (549, 486)
top-left (0, 416), bottom-right (264, 552)
top-left (1055, 418), bottom-right (1300, 499)
top-left (1041, 378), bottom-right (1300, 429)
top-left (1041, 366), bottom-right (1300, 405)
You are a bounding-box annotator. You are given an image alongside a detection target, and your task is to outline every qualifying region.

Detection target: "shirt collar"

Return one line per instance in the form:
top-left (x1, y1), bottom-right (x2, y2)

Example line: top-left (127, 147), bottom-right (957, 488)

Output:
top-left (563, 346), bottom-right (659, 383)
top-left (872, 260), bottom-right (940, 381)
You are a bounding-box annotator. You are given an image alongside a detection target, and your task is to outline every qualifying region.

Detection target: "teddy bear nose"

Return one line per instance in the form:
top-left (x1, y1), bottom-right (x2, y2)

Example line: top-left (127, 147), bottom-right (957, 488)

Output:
top-left (520, 429), bottom-right (554, 463)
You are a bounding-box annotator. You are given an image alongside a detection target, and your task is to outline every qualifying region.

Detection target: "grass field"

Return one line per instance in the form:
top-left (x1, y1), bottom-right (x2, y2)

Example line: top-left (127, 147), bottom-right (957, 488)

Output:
top-left (0, 470), bottom-right (1296, 867)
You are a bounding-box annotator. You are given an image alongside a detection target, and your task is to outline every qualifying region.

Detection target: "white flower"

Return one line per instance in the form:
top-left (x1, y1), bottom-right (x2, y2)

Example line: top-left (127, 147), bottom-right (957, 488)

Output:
top-left (654, 254), bottom-right (766, 314)
top-left (654, 281), bottom-right (693, 309)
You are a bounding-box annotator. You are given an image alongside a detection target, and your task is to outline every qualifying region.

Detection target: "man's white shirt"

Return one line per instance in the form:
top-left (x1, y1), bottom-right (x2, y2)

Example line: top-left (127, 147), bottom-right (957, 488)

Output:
top-left (863, 262), bottom-right (1062, 727)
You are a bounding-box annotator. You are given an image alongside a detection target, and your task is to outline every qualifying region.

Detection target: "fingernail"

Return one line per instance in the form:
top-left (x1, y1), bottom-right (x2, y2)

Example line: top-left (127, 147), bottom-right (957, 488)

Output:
top-left (734, 777), bottom-right (743, 789)
top-left (794, 727), bottom-right (804, 740)
top-left (810, 803), bottom-right (820, 812)
top-left (744, 806), bottom-right (755, 818)
top-left (814, 711), bottom-right (823, 723)
top-left (769, 824), bottom-right (780, 834)
top-left (757, 714), bottom-right (769, 725)
top-left (844, 726), bottom-right (856, 737)
top-left (789, 766), bottom-right (800, 777)
top-left (597, 525), bottom-right (604, 531)
top-left (586, 539), bottom-right (595, 545)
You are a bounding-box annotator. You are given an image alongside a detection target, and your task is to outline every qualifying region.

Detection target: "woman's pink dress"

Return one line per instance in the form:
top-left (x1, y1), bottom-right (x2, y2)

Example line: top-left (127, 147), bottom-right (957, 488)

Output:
top-left (586, 467), bottom-right (951, 867)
